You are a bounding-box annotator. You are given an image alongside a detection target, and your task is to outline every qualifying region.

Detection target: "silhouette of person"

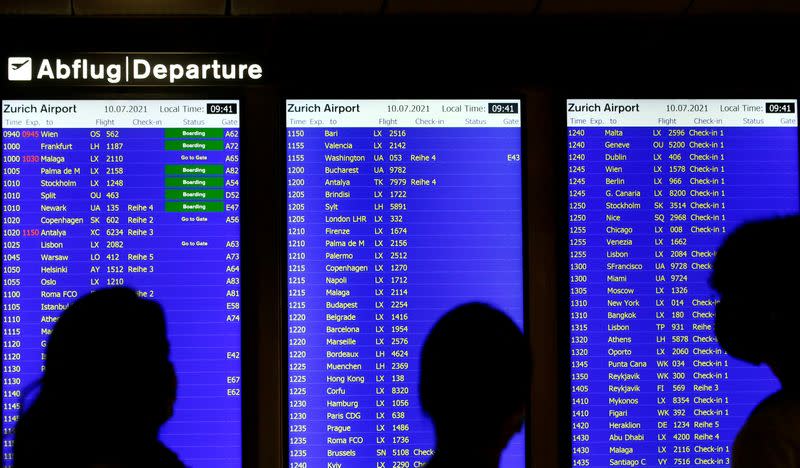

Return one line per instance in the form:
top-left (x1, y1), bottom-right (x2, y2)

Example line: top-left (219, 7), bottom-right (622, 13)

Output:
top-left (12, 287), bottom-right (185, 468)
top-left (711, 214), bottom-right (800, 468)
top-left (419, 302), bottom-right (531, 468)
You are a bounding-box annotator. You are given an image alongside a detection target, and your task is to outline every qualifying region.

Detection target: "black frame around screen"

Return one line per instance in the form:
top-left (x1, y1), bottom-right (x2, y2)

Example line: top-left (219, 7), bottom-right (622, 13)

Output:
top-left (0, 91), bottom-right (254, 468)
top-left (278, 92), bottom-right (531, 468)
top-left (556, 93), bottom-right (800, 468)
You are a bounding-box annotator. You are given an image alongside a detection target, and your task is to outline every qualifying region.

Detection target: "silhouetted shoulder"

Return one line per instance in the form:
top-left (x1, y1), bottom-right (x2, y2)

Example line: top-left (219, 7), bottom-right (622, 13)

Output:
top-left (87, 441), bottom-right (185, 468)
top-left (732, 391), bottom-right (800, 468)
top-left (12, 287), bottom-right (183, 468)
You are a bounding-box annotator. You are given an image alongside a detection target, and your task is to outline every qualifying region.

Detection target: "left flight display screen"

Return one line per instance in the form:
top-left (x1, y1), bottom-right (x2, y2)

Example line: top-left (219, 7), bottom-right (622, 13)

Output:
top-left (1, 100), bottom-right (242, 467)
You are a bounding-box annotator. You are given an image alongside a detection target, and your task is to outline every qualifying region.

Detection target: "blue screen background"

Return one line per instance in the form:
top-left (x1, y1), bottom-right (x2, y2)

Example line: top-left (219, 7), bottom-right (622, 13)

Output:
top-left (568, 124), bottom-right (799, 467)
top-left (286, 125), bottom-right (525, 468)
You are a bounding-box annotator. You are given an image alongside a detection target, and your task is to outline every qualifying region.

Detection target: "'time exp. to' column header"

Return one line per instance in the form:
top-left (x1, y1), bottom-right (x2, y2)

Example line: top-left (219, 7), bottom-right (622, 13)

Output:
top-left (286, 99), bottom-right (521, 128)
top-left (2, 100), bottom-right (240, 128)
top-left (568, 99), bottom-right (798, 127)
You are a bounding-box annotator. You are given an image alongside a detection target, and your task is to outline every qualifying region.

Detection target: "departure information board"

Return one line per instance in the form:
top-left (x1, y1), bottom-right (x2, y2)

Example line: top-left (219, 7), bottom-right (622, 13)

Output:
top-left (2, 100), bottom-right (242, 468)
top-left (567, 99), bottom-right (799, 467)
top-left (286, 99), bottom-right (525, 468)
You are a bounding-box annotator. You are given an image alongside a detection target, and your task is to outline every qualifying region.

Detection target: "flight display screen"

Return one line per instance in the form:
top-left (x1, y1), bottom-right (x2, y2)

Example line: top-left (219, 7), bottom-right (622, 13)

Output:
top-left (2, 99), bottom-right (242, 467)
top-left (286, 99), bottom-right (525, 468)
top-left (567, 99), bottom-right (799, 467)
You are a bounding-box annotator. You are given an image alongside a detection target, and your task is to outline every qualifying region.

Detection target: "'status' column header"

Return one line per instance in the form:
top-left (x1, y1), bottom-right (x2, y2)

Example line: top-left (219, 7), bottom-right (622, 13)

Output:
top-left (567, 99), bottom-right (798, 127)
top-left (286, 99), bottom-right (521, 128)
top-left (2, 100), bottom-right (240, 128)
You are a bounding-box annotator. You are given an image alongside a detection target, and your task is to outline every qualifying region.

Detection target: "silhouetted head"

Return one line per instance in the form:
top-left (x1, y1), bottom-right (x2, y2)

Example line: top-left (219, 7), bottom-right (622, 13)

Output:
top-left (420, 303), bottom-right (531, 455)
top-left (710, 215), bottom-right (800, 371)
top-left (13, 287), bottom-right (177, 466)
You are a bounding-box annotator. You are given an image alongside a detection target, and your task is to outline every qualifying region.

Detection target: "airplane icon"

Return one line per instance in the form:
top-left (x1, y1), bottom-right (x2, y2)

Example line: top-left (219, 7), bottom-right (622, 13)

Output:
top-left (10, 59), bottom-right (29, 70)
top-left (8, 57), bottom-right (32, 81)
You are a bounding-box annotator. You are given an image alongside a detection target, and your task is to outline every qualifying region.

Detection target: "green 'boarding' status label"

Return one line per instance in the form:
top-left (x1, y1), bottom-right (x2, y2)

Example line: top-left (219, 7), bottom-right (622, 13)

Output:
top-left (165, 177), bottom-right (224, 187)
top-left (164, 140), bottom-right (224, 151)
top-left (165, 189), bottom-right (224, 200)
top-left (165, 202), bottom-right (224, 212)
top-left (164, 128), bottom-right (224, 139)
top-left (165, 165), bottom-right (224, 176)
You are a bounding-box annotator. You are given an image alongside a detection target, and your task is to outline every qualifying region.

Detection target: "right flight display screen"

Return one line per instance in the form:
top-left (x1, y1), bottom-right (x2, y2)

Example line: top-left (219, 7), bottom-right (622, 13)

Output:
top-left (567, 99), bottom-right (799, 467)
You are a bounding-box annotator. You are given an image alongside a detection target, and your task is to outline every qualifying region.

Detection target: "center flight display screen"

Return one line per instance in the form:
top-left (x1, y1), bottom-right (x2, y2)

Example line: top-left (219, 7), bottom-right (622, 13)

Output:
top-left (567, 99), bottom-right (799, 467)
top-left (2, 100), bottom-right (241, 468)
top-left (286, 99), bottom-right (525, 467)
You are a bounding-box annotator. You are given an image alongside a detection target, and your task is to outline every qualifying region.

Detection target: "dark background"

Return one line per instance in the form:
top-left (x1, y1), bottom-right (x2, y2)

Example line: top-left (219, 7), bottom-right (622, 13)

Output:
top-left (2, 6), bottom-right (797, 467)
